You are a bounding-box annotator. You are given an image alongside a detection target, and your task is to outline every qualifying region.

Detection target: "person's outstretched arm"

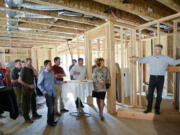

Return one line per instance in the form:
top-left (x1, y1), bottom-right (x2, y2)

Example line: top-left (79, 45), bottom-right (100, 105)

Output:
top-left (130, 56), bottom-right (150, 64)
top-left (167, 56), bottom-right (180, 65)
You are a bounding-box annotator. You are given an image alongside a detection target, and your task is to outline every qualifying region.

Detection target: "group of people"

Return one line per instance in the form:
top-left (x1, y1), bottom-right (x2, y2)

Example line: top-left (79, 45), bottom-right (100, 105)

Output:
top-left (1, 43), bottom-right (180, 127)
top-left (0, 56), bottom-right (111, 126)
top-left (38, 57), bottom-right (110, 125)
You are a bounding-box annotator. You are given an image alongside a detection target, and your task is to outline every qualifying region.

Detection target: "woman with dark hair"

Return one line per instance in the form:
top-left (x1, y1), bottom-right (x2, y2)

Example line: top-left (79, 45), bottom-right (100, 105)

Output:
top-left (92, 58), bottom-right (110, 121)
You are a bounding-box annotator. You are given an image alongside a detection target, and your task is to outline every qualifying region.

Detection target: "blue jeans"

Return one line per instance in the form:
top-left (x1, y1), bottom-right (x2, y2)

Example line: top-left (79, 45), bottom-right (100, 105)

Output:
top-left (45, 94), bottom-right (55, 124)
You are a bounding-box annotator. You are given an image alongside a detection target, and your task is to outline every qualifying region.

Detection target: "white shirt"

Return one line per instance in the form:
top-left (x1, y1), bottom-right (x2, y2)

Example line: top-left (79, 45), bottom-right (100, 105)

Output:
top-left (137, 55), bottom-right (180, 76)
top-left (70, 64), bottom-right (86, 80)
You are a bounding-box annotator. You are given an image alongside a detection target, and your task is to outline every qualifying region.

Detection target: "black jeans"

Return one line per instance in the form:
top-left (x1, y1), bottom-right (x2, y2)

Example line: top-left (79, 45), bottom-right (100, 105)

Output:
top-left (45, 94), bottom-right (55, 124)
top-left (147, 75), bottom-right (164, 111)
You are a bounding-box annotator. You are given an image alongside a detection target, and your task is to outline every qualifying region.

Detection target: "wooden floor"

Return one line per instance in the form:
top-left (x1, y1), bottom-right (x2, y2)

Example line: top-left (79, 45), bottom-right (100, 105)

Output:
top-left (0, 97), bottom-right (180, 135)
top-left (117, 96), bottom-right (180, 122)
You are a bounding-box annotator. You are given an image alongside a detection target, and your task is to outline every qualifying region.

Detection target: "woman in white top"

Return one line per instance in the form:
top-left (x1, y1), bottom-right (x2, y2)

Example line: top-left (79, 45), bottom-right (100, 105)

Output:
top-left (92, 58), bottom-right (110, 121)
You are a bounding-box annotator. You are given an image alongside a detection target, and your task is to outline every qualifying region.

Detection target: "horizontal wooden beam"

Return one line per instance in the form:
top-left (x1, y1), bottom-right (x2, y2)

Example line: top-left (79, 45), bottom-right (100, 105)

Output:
top-left (0, 32), bottom-right (68, 41)
top-left (58, 43), bottom-right (84, 53)
top-left (0, 30), bottom-right (72, 41)
top-left (94, 0), bottom-right (175, 21)
top-left (0, 42), bottom-right (41, 47)
top-left (94, 0), bottom-right (174, 28)
top-left (25, 0), bottom-right (146, 25)
top-left (0, 12), bottom-right (94, 31)
top-left (0, 41), bottom-right (58, 46)
top-left (0, 38), bottom-right (64, 44)
top-left (0, 37), bottom-right (83, 45)
top-left (156, 0), bottom-right (180, 12)
top-left (136, 12), bottom-right (180, 29)
top-left (0, 44), bottom-right (33, 48)
top-left (0, 6), bottom-right (104, 26)
top-left (26, 0), bottom-right (108, 19)
top-left (0, 26), bottom-right (75, 39)
top-left (0, 20), bottom-right (77, 36)
top-left (167, 66), bottom-right (180, 72)
top-left (18, 22), bottom-right (84, 34)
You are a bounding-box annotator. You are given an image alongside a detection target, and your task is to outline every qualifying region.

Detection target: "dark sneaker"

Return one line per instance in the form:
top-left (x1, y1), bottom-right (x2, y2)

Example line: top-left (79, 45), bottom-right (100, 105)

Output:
top-left (144, 110), bottom-right (152, 114)
top-left (100, 116), bottom-right (104, 121)
top-left (32, 114), bottom-right (42, 119)
top-left (61, 108), bottom-right (69, 112)
top-left (155, 110), bottom-right (160, 115)
top-left (48, 122), bottom-right (57, 127)
top-left (80, 101), bottom-right (84, 108)
top-left (53, 120), bottom-right (58, 124)
top-left (25, 119), bottom-right (33, 124)
top-left (55, 112), bottom-right (61, 116)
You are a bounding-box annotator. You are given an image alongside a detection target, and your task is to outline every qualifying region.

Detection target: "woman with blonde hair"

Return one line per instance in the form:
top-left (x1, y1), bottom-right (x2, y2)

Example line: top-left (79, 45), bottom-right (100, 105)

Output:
top-left (92, 58), bottom-right (110, 121)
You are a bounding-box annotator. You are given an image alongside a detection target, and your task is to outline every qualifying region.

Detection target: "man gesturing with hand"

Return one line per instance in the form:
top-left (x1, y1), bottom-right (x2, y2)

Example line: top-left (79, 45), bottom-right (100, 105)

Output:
top-left (130, 44), bottom-right (180, 115)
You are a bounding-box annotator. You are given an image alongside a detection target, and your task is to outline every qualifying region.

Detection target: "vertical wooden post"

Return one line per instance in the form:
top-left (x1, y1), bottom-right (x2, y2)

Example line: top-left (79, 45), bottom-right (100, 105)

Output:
top-left (65, 53), bottom-right (68, 75)
top-left (103, 38), bottom-right (106, 59)
top-left (157, 22), bottom-right (160, 44)
top-left (97, 39), bottom-right (100, 58)
top-left (85, 33), bottom-right (93, 105)
top-left (138, 31), bottom-right (142, 106)
top-left (117, 41), bottom-right (120, 64)
top-left (120, 27), bottom-right (125, 107)
top-left (31, 48), bottom-right (38, 70)
top-left (129, 31), bottom-right (133, 105)
top-left (173, 21), bottom-right (178, 108)
top-left (77, 47), bottom-right (80, 58)
top-left (134, 30), bottom-right (137, 106)
top-left (105, 22), bottom-right (116, 114)
top-left (131, 29), bottom-right (137, 106)
top-left (2, 48), bottom-right (5, 67)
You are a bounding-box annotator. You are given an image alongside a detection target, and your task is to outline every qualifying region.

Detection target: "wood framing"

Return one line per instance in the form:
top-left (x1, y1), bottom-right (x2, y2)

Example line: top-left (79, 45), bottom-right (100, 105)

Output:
top-left (85, 21), bottom-right (116, 114)
top-left (120, 27), bottom-right (125, 106)
top-left (94, 0), bottom-right (175, 21)
top-left (173, 21), bottom-right (178, 107)
top-left (26, 0), bottom-right (146, 25)
top-left (156, 0), bottom-right (180, 12)
top-left (136, 12), bottom-right (180, 30)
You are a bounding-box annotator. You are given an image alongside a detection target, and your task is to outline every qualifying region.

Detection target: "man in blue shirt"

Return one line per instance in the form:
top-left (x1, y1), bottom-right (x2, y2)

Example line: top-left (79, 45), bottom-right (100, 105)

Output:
top-left (131, 44), bottom-right (180, 115)
top-left (38, 60), bottom-right (64, 127)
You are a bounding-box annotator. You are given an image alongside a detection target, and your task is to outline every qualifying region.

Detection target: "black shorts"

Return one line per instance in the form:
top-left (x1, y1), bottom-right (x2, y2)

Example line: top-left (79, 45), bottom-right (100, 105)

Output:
top-left (92, 91), bottom-right (106, 100)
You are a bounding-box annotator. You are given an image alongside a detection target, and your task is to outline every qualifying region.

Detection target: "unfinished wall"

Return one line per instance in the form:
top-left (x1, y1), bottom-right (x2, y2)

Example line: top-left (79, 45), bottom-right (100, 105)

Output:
top-left (31, 47), bottom-right (52, 71)
top-left (0, 47), bottom-right (31, 67)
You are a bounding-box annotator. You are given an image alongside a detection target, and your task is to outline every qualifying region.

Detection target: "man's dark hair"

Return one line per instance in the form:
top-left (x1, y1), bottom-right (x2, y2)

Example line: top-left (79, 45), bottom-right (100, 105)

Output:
top-left (72, 59), bottom-right (77, 63)
top-left (54, 57), bottom-right (60, 63)
top-left (78, 58), bottom-right (83, 62)
top-left (155, 44), bottom-right (163, 49)
top-left (14, 59), bottom-right (21, 63)
top-left (44, 60), bottom-right (51, 67)
top-left (25, 58), bottom-right (32, 63)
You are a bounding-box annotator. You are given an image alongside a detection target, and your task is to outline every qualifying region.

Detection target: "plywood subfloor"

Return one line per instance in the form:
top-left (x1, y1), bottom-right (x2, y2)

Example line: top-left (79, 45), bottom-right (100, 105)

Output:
top-left (0, 97), bottom-right (180, 135)
top-left (117, 96), bottom-right (180, 122)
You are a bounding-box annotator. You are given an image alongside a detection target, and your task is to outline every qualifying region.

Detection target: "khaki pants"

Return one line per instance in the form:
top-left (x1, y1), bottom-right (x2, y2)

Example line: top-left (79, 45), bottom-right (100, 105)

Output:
top-left (14, 87), bottom-right (22, 112)
top-left (22, 87), bottom-right (37, 120)
top-left (54, 84), bottom-right (64, 113)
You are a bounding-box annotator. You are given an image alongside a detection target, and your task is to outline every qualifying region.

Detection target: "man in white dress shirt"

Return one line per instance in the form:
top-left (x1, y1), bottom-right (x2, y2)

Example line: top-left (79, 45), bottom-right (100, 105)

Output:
top-left (70, 58), bottom-right (86, 108)
top-left (131, 44), bottom-right (180, 115)
top-left (70, 58), bottom-right (86, 80)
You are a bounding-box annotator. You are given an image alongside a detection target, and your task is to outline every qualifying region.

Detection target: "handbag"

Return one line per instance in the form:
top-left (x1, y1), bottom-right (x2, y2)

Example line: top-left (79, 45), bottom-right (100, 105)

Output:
top-left (105, 83), bottom-right (111, 89)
